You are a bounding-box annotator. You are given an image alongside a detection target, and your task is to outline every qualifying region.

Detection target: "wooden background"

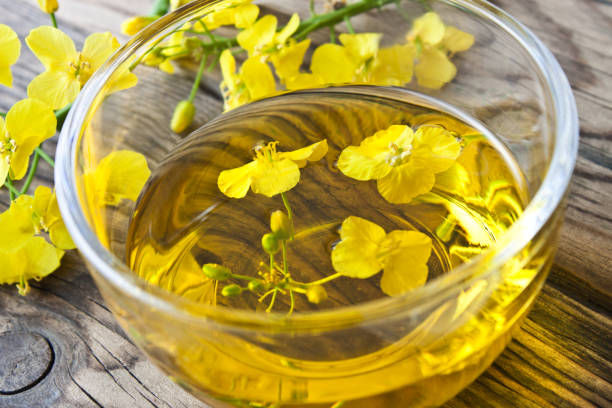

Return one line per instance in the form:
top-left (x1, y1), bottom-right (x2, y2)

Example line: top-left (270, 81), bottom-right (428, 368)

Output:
top-left (0, 0), bottom-right (610, 407)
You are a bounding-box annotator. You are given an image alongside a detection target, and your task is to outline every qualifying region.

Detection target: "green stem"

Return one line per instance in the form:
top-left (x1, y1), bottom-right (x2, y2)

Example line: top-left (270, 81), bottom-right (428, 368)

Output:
top-left (188, 51), bottom-right (207, 103)
top-left (307, 272), bottom-right (342, 286)
top-left (344, 15), bottom-right (355, 34)
top-left (55, 103), bottom-right (72, 131)
top-left (266, 289), bottom-right (278, 312)
top-left (35, 147), bottom-right (55, 167)
top-left (309, 0), bottom-right (316, 16)
top-left (280, 192), bottom-right (294, 239)
top-left (50, 13), bottom-right (58, 28)
top-left (20, 151), bottom-right (41, 195)
top-left (0, 112), bottom-right (6, 118)
top-left (329, 25), bottom-right (336, 43)
top-left (4, 179), bottom-right (19, 200)
top-left (281, 241), bottom-right (289, 277)
top-left (231, 273), bottom-right (258, 282)
top-left (270, 252), bottom-right (275, 274)
top-left (288, 289), bottom-right (295, 315)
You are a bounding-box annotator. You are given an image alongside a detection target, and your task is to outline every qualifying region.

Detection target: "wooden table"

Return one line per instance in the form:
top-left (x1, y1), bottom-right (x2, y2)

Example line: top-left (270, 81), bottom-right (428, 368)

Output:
top-left (1, 0), bottom-right (610, 406)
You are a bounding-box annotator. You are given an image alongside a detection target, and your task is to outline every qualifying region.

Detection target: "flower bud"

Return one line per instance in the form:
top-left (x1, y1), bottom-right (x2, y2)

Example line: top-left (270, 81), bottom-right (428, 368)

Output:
top-left (37, 0), bottom-right (58, 13)
top-left (171, 100), bottom-right (196, 133)
top-left (202, 263), bottom-right (232, 280)
top-left (247, 280), bottom-right (263, 292)
top-left (270, 210), bottom-right (291, 241)
top-left (221, 284), bottom-right (242, 297)
top-left (184, 37), bottom-right (202, 51)
top-left (306, 285), bottom-right (327, 304)
top-left (261, 233), bottom-right (280, 254)
top-left (121, 16), bottom-right (158, 36)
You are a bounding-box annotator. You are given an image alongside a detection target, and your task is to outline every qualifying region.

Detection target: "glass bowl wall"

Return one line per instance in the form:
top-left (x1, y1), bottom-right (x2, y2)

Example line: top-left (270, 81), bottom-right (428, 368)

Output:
top-left (55, 0), bottom-right (578, 406)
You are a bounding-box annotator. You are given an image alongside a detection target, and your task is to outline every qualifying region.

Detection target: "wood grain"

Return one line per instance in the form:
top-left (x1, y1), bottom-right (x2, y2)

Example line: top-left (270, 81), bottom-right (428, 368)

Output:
top-left (0, 0), bottom-right (611, 407)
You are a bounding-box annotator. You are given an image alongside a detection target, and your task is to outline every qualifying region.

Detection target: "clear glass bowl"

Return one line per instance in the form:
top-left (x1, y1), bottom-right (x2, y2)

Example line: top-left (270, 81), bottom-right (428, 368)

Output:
top-left (55, 0), bottom-right (578, 406)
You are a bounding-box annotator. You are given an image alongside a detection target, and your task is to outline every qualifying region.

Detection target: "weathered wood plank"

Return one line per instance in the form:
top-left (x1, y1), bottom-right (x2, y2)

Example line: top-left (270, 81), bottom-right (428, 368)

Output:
top-left (0, 0), bottom-right (610, 407)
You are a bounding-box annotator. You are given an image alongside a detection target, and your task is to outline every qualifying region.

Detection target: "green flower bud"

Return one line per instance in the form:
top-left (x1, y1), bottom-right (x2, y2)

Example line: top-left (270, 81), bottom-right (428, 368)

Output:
top-left (261, 233), bottom-right (280, 254)
top-left (221, 284), bottom-right (242, 297)
top-left (247, 280), bottom-right (263, 292)
top-left (202, 263), bottom-right (232, 280)
top-left (306, 285), bottom-right (328, 304)
top-left (170, 100), bottom-right (195, 133)
top-left (184, 37), bottom-right (202, 51)
top-left (270, 210), bottom-right (291, 241)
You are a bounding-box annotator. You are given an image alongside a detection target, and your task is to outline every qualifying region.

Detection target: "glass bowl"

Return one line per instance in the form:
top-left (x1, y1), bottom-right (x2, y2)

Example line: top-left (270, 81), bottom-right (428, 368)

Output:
top-left (55, 0), bottom-right (578, 406)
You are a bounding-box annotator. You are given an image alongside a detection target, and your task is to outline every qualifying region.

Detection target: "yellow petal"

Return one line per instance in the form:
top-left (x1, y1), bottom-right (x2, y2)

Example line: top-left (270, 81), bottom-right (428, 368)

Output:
top-left (270, 39), bottom-right (310, 80)
top-left (446, 201), bottom-right (494, 246)
top-left (275, 13), bottom-right (300, 45)
top-left (217, 160), bottom-right (257, 198)
top-left (339, 33), bottom-right (381, 62)
top-left (220, 49), bottom-right (237, 91)
top-left (310, 43), bottom-right (356, 84)
top-left (415, 48), bottom-right (457, 89)
top-left (413, 125), bottom-right (461, 173)
top-left (280, 139), bottom-right (328, 167)
top-left (49, 221), bottom-right (76, 250)
top-left (33, 185), bottom-right (53, 218)
top-left (237, 14), bottom-right (277, 55)
top-left (0, 24), bottom-right (21, 87)
top-left (0, 154), bottom-right (9, 186)
top-left (94, 150), bottom-right (151, 206)
top-left (26, 26), bottom-right (76, 70)
top-left (121, 16), bottom-right (158, 36)
top-left (331, 216), bottom-right (386, 279)
top-left (250, 158), bottom-right (300, 197)
top-left (106, 66), bottom-right (138, 95)
top-left (409, 12), bottom-right (445, 46)
top-left (6, 98), bottom-right (57, 179)
top-left (81, 32), bottom-right (120, 71)
top-left (27, 70), bottom-right (80, 110)
top-left (377, 165), bottom-right (435, 204)
top-left (233, 4), bottom-right (260, 29)
top-left (379, 230), bottom-right (431, 296)
top-left (285, 72), bottom-right (322, 91)
top-left (0, 197), bottom-right (36, 253)
top-left (434, 162), bottom-right (470, 196)
top-left (443, 26), bottom-right (474, 53)
top-left (370, 44), bottom-right (415, 86)
top-left (240, 57), bottom-right (276, 100)
top-left (1, 236), bottom-right (64, 285)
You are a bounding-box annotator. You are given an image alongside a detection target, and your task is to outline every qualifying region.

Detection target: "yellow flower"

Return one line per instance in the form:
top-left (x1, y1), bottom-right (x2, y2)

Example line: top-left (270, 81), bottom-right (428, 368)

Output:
top-left (218, 139), bottom-right (328, 198)
top-left (121, 16), bottom-right (158, 36)
top-left (369, 43), bottom-right (415, 86)
top-left (83, 150), bottom-right (151, 206)
top-left (407, 12), bottom-right (474, 89)
top-left (36, 0), bottom-right (59, 13)
top-left (195, 2), bottom-right (259, 31)
top-left (219, 49), bottom-right (276, 110)
top-left (0, 24), bottom-right (20, 88)
top-left (0, 98), bottom-right (56, 186)
top-left (269, 38), bottom-right (310, 81)
top-left (337, 124), bottom-right (461, 203)
top-left (26, 26), bottom-right (137, 109)
top-left (237, 13), bottom-right (300, 57)
top-left (1, 236), bottom-right (63, 296)
top-left (331, 216), bottom-right (432, 296)
top-left (32, 186), bottom-right (75, 250)
top-left (0, 194), bottom-right (36, 253)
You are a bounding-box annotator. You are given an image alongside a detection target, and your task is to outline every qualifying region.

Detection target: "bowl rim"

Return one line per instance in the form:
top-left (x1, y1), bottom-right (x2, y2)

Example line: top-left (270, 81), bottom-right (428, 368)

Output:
top-left (55, 0), bottom-right (579, 331)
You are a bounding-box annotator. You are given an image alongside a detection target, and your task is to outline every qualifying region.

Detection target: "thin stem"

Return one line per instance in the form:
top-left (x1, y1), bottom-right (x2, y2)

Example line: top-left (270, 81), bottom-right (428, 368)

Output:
top-left (288, 289), bottom-right (295, 315)
top-left (281, 241), bottom-right (289, 277)
top-left (55, 103), bottom-right (72, 131)
top-left (280, 192), bottom-right (294, 239)
top-left (35, 147), bottom-right (55, 167)
top-left (0, 112), bottom-right (6, 118)
top-left (266, 289), bottom-right (278, 312)
top-left (4, 179), bottom-right (19, 199)
top-left (20, 151), bottom-right (41, 195)
top-left (189, 51), bottom-right (207, 102)
top-left (307, 272), bottom-right (342, 286)
top-left (270, 252), bottom-right (275, 274)
top-left (344, 15), bottom-right (355, 34)
top-left (309, 0), bottom-right (316, 16)
top-left (50, 13), bottom-right (58, 28)
top-left (329, 25), bottom-right (336, 43)
top-left (231, 273), bottom-right (257, 281)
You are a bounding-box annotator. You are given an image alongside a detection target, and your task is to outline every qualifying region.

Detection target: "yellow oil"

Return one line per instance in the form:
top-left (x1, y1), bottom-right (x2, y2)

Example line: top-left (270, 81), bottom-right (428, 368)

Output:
top-left (123, 87), bottom-right (547, 407)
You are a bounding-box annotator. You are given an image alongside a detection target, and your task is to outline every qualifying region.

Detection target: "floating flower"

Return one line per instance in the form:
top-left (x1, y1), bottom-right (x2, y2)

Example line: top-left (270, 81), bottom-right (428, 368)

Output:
top-left (26, 26), bottom-right (137, 109)
top-left (83, 150), bottom-right (151, 206)
top-left (219, 49), bottom-right (276, 110)
top-left (218, 139), bottom-right (328, 198)
top-left (0, 98), bottom-right (56, 186)
top-left (337, 124), bottom-right (461, 203)
top-left (0, 24), bottom-right (20, 88)
top-left (1, 236), bottom-right (64, 296)
top-left (331, 216), bottom-right (432, 296)
top-left (407, 12), bottom-right (474, 89)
